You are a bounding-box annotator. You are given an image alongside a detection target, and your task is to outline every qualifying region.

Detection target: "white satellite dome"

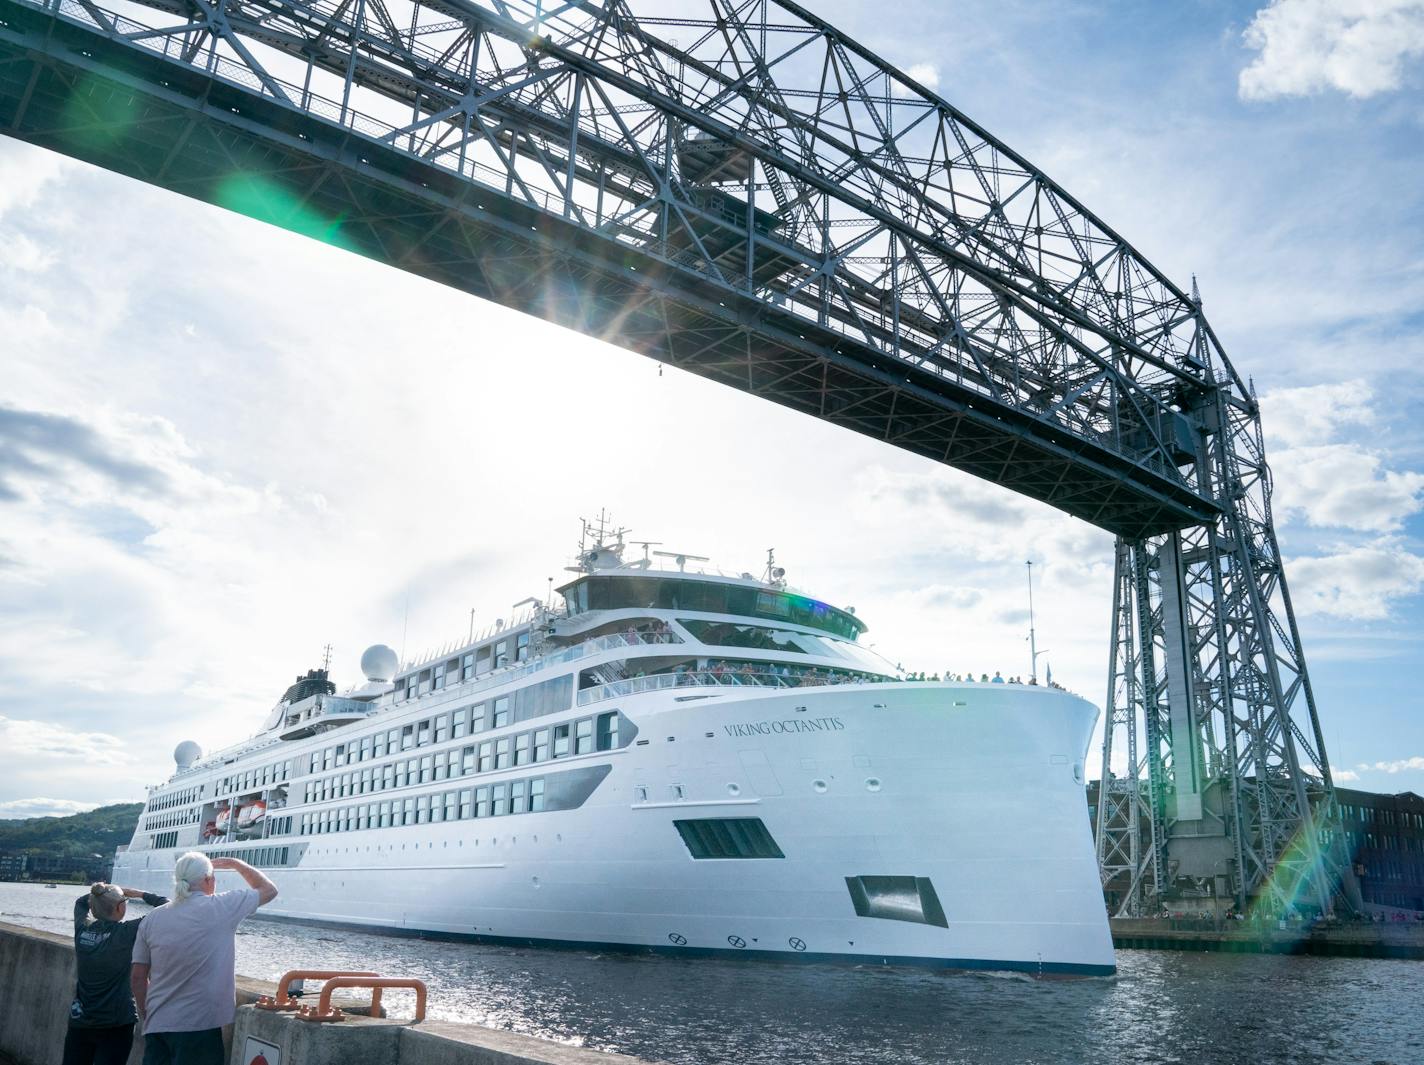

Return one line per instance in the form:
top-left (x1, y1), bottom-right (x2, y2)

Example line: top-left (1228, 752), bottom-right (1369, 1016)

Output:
top-left (360, 644), bottom-right (400, 682)
top-left (173, 740), bottom-right (202, 770)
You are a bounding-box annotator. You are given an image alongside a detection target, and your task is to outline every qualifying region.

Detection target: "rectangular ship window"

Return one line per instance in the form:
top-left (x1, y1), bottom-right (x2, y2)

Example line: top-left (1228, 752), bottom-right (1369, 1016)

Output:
top-left (674, 818), bottom-right (785, 859)
top-left (844, 876), bottom-right (948, 929)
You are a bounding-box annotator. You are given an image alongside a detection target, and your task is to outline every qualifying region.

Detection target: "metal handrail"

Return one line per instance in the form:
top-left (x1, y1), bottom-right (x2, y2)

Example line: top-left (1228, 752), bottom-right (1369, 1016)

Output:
top-left (255, 969), bottom-right (378, 1011)
top-left (304, 976), bottom-right (428, 1023)
top-left (577, 667), bottom-right (879, 705)
top-left (396, 628), bottom-right (683, 702)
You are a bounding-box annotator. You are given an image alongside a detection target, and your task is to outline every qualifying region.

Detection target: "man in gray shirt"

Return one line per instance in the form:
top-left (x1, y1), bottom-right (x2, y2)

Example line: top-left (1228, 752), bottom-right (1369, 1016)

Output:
top-left (131, 853), bottom-right (278, 1065)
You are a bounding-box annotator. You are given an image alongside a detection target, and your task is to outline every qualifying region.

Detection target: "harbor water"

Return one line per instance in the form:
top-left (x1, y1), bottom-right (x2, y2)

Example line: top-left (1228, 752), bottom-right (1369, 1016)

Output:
top-left (3, 882), bottom-right (1420, 1065)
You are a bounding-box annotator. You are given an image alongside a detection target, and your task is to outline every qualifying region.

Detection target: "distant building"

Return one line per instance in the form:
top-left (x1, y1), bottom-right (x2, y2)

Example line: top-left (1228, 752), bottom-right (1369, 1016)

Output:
top-left (27, 853), bottom-right (109, 882)
top-left (1336, 788), bottom-right (1424, 912)
top-left (1087, 783), bottom-right (1424, 913)
top-left (0, 852), bottom-right (26, 880)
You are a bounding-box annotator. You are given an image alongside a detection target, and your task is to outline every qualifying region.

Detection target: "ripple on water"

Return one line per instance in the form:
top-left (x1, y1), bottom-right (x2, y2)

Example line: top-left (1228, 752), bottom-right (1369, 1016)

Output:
top-left (3, 884), bottom-right (1420, 1065)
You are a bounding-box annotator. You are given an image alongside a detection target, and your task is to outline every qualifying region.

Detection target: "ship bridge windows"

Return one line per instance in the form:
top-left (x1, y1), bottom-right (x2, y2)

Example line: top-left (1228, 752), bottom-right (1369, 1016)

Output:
top-left (562, 576), bottom-right (865, 640)
top-left (679, 619), bottom-right (836, 657)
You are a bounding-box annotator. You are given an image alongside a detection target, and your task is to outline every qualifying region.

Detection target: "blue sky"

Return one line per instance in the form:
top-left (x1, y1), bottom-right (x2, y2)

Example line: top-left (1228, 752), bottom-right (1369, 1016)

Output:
top-left (1, 0), bottom-right (1422, 816)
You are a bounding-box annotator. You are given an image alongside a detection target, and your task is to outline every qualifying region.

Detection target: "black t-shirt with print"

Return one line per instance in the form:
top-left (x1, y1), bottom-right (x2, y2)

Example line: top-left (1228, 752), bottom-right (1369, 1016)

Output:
top-left (70, 891), bottom-right (168, 1028)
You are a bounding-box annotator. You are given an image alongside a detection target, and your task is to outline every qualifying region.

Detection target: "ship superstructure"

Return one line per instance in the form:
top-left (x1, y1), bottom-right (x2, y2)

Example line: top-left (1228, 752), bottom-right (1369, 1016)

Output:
top-left (114, 522), bottom-right (1113, 975)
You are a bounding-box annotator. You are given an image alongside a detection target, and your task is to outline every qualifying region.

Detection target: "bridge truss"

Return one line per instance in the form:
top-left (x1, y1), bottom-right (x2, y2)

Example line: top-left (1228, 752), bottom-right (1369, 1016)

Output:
top-left (0, 0), bottom-right (1351, 912)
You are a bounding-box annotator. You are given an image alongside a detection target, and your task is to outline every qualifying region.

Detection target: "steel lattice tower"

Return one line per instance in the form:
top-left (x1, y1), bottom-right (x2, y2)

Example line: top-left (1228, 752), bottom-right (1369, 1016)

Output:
top-left (0, 0), bottom-right (1353, 913)
top-left (1095, 304), bottom-right (1355, 914)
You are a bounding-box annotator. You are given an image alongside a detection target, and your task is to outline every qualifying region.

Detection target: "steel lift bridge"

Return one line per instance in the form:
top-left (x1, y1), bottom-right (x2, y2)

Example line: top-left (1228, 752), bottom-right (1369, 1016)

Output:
top-left (0, 0), bottom-right (1354, 915)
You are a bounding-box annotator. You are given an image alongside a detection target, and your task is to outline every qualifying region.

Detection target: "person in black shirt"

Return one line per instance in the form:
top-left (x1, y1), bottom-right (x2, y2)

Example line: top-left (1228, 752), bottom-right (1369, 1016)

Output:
top-left (65, 882), bottom-right (168, 1065)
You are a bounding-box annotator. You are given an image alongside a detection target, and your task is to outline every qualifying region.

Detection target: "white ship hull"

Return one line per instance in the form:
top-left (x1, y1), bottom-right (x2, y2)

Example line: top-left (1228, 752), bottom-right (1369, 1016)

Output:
top-left (116, 681), bottom-right (1114, 976)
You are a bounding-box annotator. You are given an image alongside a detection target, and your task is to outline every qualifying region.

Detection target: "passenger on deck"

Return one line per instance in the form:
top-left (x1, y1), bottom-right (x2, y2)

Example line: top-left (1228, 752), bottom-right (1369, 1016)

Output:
top-left (992, 672), bottom-right (1005, 683)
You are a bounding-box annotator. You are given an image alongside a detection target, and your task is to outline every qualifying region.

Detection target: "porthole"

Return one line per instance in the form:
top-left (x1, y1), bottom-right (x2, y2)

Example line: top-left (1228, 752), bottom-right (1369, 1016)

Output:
top-left (812, 780), bottom-right (828, 794)
top-left (865, 778), bottom-right (882, 792)
top-left (727, 783), bottom-right (741, 797)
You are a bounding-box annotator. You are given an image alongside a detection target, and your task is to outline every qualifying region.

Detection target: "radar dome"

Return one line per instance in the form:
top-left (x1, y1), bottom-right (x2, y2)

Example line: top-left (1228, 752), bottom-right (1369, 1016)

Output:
top-left (360, 644), bottom-right (400, 682)
top-left (173, 741), bottom-right (202, 770)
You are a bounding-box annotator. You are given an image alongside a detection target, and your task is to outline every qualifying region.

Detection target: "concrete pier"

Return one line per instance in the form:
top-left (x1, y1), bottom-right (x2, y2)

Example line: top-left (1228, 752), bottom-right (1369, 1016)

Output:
top-left (0, 922), bottom-right (656, 1065)
top-left (1110, 917), bottom-right (1424, 959)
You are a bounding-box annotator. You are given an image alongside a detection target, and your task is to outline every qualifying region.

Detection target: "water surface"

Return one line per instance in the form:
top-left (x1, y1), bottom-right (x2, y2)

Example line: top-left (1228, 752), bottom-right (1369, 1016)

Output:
top-left (5, 883), bottom-right (1418, 1065)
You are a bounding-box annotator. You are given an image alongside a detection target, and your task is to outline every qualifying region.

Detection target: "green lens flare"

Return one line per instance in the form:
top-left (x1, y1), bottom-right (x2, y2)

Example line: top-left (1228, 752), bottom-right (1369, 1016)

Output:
top-left (60, 75), bottom-right (140, 152)
top-left (1244, 821), bottom-right (1330, 922)
top-left (214, 173), bottom-right (351, 250)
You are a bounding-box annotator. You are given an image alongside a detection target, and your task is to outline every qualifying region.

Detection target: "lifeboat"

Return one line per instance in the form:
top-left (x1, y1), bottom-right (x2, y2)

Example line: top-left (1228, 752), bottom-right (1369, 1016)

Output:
top-left (236, 801), bottom-right (267, 829)
top-left (214, 806), bottom-right (231, 833)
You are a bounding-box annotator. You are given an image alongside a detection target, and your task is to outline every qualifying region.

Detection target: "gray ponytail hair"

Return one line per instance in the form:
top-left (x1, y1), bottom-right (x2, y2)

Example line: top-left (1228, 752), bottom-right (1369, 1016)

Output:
top-left (173, 851), bottom-right (213, 901)
top-left (89, 882), bottom-right (125, 921)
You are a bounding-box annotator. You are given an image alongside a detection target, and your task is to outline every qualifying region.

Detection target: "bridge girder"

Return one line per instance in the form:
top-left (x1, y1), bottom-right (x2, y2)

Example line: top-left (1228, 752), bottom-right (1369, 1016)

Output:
top-left (0, 0), bottom-right (1352, 912)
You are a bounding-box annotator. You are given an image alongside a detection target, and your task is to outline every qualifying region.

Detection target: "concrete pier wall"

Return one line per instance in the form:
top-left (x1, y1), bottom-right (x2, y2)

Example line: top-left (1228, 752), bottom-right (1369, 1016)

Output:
top-left (1110, 917), bottom-right (1424, 958)
top-left (0, 923), bottom-right (653, 1065)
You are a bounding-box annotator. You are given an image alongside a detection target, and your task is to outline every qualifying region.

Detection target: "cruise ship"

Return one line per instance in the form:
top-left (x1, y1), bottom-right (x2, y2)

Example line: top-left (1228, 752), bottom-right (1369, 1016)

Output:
top-left (112, 522), bottom-right (1114, 976)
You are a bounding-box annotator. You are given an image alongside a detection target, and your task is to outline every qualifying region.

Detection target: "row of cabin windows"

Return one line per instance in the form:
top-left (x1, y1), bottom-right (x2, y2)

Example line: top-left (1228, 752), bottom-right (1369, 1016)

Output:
top-left (204, 845), bottom-right (292, 868)
top-left (304, 675), bottom-right (574, 775)
top-left (218, 759), bottom-right (293, 797)
top-left (302, 714), bottom-right (617, 804)
top-left (261, 816), bottom-right (295, 837)
top-left (144, 808), bottom-right (200, 831)
top-left (151, 785), bottom-right (203, 812)
top-left (300, 778), bottom-right (546, 834)
top-left (394, 633), bottom-right (534, 701)
top-left (151, 831), bottom-right (179, 849)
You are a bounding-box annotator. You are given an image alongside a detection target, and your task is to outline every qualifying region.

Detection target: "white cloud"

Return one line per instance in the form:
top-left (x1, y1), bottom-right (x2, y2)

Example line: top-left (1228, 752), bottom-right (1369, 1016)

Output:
top-left (0, 797), bottom-right (103, 819)
top-left (0, 234), bottom-right (56, 274)
top-left (1271, 444), bottom-right (1424, 532)
top-left (1287, 542), bottom-right (1424, 619)
top-left (1239, 0), bottom-right (1424, 100)
top-left (901, 63), bottom-right (941, 94)
top-left (0, 716), bottom-right (132, 767)
top-left (0, 142), bottom-right (67, 223)
top-left (1331, 767), bottom-right (1360, 782)
top-left (1358, 756), bottom-right (1424, 773)
top-left (1261, 379), bottom-right (1375, 449)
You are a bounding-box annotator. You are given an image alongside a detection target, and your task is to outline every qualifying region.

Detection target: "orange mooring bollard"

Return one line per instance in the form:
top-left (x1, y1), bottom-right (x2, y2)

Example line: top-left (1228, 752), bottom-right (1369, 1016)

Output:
top-left (297, 976), bottom-right (428, 1023)
top-left (255, 970), bottom-right (379, 1011)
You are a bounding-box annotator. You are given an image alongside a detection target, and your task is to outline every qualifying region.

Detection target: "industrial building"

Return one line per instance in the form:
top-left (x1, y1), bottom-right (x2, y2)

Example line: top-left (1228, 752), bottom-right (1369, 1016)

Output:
top-left (1336, 788), bottom-right (1424, 912)
top-left (1088, 782), bottom-right (1424, 915)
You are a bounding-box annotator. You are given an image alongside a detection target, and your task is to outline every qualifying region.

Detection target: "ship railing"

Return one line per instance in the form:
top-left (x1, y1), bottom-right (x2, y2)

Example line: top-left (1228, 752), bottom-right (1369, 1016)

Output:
top-left (403, 630), bottom-right (683, 701)
top-left (576, 668), bottom-right (876, 705)
top-left (279, 694), bottom-right (377, 734)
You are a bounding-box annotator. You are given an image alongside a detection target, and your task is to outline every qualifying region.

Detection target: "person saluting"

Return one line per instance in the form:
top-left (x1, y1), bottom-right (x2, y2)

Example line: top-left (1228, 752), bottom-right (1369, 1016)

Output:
top-left (65, 881), bottom-right (169, 1065)
top-left (130, 853), bottom-right (278, 1065)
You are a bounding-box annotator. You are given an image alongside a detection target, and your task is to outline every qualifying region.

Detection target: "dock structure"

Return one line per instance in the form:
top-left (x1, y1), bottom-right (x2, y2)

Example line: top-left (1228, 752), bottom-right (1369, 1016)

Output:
top-left (0, 0), bottom-right (1360, 914)
top-left (0, 922), bottom-right (657, 1065)
top-left (1110, 918), bottom-right (1424, 960)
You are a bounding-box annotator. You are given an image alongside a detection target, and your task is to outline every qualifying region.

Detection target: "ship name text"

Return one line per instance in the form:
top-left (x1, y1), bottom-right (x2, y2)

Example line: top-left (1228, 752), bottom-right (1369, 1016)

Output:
top-left (723, 716), bottom-right (845, 738)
